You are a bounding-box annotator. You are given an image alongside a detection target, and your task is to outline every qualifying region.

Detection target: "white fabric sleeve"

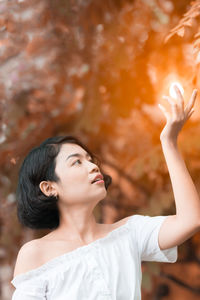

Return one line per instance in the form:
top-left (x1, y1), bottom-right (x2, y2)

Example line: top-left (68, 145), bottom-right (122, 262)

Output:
top-left (129, 214), bottom-right (178, 263)
top-left (11, 281), bottom-right (47, 299)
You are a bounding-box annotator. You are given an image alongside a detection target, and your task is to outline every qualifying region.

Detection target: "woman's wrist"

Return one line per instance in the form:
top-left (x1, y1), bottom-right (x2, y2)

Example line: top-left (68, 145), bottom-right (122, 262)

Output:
top-left (160, 136), bottom-right (178, 148)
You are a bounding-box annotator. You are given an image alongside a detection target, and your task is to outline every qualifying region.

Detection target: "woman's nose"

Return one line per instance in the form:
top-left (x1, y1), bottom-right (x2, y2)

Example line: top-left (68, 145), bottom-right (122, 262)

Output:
top-left (89, 162), bottom-right (99, 173)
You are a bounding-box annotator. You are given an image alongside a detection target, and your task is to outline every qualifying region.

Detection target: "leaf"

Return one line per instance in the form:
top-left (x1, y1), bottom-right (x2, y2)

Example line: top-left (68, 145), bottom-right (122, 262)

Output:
top-left (164, 25), bottom-right (185, 43)
top-left (177, 27), bottom-right (185, 37)
top-left (164, 32), bottom-right (175, 43)
top-left (193, 37), bottom-right (200, 47)
top-left (182, 19), bottom-right (193, 27)
top-left (194, 31), bottom-right (200, 38)
top-left (165, 1), bottom-right (200, 43)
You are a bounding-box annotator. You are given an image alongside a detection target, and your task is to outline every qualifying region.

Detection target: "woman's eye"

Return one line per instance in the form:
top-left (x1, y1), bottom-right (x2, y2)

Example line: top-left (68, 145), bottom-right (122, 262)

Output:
top-left (73, 158), bottom-right (96, 165)
top-left (74, 159), bottom-right (81, 165)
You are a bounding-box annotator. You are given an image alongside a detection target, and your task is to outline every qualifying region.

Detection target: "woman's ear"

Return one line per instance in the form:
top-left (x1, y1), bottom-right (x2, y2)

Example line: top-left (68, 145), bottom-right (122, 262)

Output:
top-left (39, 181), bottom-right (57, 197)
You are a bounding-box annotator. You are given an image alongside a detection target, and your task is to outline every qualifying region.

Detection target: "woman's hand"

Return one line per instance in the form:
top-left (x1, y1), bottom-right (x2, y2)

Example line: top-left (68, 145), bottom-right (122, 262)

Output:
top-left (158, 86), bottom-right (198, 142)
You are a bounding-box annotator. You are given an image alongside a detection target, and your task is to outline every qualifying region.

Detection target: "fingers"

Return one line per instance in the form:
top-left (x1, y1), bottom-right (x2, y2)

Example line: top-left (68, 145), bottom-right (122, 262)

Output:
top-left (185, 108), bottom-right (195, 121)
top-left (162, 95), bottom-right (179, 119)
top-left (163, 86), bottom-right (184, 114)
top-left (174, 85), bottom-right (184, 110)
top-left (162, 88), bottom-right (198, 120)
top-left (158, 103), bottom-right (170, 121)
top-left (184, 89), bottom-right (198, 114)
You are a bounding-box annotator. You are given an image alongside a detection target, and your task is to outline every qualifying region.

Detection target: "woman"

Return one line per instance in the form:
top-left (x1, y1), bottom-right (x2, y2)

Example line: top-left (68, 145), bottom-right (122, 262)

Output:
top-left (11, 86), bottom-right (200, 299)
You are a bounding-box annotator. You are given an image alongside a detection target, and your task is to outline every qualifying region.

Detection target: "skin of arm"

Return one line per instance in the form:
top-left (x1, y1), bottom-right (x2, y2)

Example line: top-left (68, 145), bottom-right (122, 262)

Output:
top-left (157, 86), bottom-right (200, 250)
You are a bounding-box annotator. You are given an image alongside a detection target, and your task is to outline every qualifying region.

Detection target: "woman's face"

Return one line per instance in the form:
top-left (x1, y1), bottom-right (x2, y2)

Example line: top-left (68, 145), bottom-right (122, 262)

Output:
top-left (53, 143), bottom-right (107, 205)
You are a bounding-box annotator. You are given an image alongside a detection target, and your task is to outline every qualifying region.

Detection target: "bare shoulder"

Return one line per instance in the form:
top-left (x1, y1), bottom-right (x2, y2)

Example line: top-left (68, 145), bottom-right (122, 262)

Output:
top-left (12, 216), bottom-right (133, 278)
top-left (13, 239), bottom-right (42, 278)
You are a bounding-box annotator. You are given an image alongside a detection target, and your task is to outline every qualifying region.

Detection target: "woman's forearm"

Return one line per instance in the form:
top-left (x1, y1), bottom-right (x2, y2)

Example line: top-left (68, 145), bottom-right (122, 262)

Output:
top-left (161, 137), bottom-right (200, 225)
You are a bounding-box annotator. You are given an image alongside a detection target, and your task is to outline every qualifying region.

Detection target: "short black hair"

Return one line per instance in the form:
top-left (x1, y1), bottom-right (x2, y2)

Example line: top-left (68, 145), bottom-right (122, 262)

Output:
top-left (16, 135), bottom-right (112, 230)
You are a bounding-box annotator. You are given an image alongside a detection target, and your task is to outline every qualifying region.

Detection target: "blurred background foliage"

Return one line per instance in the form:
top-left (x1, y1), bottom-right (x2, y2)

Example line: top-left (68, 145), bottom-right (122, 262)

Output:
top-left (0, 0), bottom-right (200, 299)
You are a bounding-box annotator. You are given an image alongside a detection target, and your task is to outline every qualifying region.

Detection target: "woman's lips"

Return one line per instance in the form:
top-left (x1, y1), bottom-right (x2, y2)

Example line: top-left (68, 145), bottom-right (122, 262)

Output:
top-left (93, 180), bottom-right (104, 184)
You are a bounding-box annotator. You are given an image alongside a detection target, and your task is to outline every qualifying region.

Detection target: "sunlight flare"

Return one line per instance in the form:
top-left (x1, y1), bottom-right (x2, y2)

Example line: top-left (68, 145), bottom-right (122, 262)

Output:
top-left (169, 82), bottom-right (184, 99)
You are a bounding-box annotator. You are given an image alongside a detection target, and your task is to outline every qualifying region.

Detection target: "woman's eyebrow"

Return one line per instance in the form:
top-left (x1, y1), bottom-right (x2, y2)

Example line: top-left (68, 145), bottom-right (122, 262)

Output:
top-left (66, 153), bottom-right (91, 161)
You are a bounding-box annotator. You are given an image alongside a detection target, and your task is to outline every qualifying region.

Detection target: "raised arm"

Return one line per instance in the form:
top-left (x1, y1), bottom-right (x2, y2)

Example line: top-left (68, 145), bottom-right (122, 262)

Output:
top-left (157, 86), bottom-right (200, 250)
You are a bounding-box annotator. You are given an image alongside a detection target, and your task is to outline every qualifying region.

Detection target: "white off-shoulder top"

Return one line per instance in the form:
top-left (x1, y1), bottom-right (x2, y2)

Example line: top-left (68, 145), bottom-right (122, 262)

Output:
top-left (11, 214), bottom-right (178, 300)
